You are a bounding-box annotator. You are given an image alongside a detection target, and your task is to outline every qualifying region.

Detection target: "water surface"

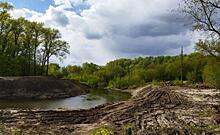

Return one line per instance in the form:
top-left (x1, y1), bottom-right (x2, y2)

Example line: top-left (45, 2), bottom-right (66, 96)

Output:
top-left (0, 89), bottom-right (131, 110)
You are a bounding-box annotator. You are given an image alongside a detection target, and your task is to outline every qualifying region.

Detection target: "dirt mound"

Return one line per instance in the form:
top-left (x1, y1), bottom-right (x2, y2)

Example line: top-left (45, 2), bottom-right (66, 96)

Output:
top-left (0, 76), bottom-right (90, 99)
top-left (144, 88), bottom-right (191, 107)
top-left (98, 87), bottom-right (195, 134)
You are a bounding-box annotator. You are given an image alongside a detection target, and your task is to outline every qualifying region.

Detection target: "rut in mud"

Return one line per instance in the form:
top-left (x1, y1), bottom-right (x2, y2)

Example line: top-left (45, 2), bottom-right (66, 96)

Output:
top-left (0, 86), bottom-right (219, 135)
top-left (99, 87), bottom-right (206, 134)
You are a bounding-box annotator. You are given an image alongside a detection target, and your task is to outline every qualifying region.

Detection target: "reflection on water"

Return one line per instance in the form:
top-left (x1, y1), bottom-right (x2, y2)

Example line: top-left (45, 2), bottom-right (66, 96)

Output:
top-left (0, 89), bottom-right (131, 110)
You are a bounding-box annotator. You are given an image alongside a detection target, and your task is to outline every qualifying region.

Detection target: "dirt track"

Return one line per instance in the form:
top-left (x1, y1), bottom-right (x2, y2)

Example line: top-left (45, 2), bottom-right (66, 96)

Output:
top-left (1, 86), bottom-right (220, 135)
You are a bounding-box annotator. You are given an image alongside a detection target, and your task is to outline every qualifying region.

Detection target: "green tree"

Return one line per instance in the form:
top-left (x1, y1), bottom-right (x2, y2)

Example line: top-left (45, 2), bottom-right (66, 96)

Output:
top-left (0, 2), bottom-right (69, 77)
top-left (203, 62), bottom-right (220, 88)
top-left (48, 63), bottom-right (62, 77)
top-left (31, 22), bottom-right (44, 75)
top-left (40, 28), bottom-right (69, 75)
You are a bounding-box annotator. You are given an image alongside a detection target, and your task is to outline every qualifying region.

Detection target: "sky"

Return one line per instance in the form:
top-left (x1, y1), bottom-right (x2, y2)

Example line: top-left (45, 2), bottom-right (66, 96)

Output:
top-left (0, 0), bottom-right (203, 66)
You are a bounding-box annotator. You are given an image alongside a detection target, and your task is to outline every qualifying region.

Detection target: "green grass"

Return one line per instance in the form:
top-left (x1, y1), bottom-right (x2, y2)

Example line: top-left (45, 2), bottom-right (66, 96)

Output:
top-left (186, 124), bottom-right (220, 133)
top-left (90, 126), bottom-right (114, 135)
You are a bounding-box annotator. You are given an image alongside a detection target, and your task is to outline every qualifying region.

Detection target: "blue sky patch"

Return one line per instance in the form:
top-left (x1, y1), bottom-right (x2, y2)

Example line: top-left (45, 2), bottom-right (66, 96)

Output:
top-left (0, 0), bottom-right (54, 12)
top-left (0, 0), bottom-right (90, 15)
top-left (67, 2), bottom-right (90, 15)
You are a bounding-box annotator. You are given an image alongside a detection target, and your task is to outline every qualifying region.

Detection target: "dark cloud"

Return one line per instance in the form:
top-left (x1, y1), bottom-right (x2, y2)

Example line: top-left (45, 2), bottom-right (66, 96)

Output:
top-left (84, 32), bottom-right (103, 40)
top-left (105, 34), bottom-right (191, 57)
top-left (110, 13), bottom-right (188, 38)
top-left (50, 8), bottom-right (69, 26)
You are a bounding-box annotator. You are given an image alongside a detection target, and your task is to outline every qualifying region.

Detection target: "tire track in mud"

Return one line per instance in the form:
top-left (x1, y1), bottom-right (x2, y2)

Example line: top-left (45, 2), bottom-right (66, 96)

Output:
top-left (0, 86), bottom-right (218, 134)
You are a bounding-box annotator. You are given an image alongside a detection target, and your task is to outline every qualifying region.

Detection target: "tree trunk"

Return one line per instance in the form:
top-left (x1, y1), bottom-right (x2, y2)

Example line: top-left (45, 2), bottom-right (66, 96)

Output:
top-left (33, 31), bottom-right (39, 76)
top-left (46, 58), bottom-right (49, 76)
top-left (27, 40), bottom-right (31, 75)
top-left (34, 46), bottom-right (37, 75)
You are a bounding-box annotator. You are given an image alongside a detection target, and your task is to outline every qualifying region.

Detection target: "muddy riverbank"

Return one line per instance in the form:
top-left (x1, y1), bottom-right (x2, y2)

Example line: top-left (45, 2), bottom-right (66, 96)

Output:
top-left (0, 76), bottom-right (90, 99)
top-left (1, 86), bottom-right (220, 134)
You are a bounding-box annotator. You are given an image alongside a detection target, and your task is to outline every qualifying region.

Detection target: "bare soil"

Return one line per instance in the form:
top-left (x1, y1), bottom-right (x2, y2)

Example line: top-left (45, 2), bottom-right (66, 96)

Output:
top-left (0, 76), bottom-right (90, 99)
top-left (1, 86), bottom-right (220, 135)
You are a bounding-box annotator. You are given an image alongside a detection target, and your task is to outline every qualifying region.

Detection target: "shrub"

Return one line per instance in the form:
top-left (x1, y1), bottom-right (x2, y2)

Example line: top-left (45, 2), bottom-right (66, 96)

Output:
top-left (91, 126), bottom-right (114, 135)
top-left (203, 63), bottom-right (220, 89)
top-left (172, 80), bottom-right (183, 86)
top-left (151, 80), bottom-right (163, 86)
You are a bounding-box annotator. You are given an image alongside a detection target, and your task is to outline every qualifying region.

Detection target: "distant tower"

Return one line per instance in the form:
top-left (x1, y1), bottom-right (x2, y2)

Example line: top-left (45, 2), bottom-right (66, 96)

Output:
top-left (180, 46), bottom-right (183, 85)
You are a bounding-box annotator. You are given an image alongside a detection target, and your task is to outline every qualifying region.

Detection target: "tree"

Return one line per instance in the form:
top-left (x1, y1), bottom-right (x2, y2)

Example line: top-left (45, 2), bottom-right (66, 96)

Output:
top-left (10, 18), bottom-right (25, 58)
top-left (0, 2), bottom-right (69, 76)
top-left (196, 39), bottom-right (220, 60)
top-left (48, 63), bottom-right (62, 77)
top-left (0, 2), bottom-right (13, 53)
top-left (182, 0), bottom-right (220, 36)
top-left (181, 0), bottom-right (220, 59)
top-left (203, 61), bottom-right (220, 88)
top-left (40, 28), bottom-right (69, 75)
top-left (22, 20), bottom-right (35, 75)
top-left (0, 2), bottom-right (13, 12)
top-left (32, 22), bottom-right (44, 75)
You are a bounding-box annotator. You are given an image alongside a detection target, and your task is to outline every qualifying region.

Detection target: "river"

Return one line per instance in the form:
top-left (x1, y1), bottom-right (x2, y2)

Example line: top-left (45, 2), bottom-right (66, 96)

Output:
top-left (0, 89), bottom-right (131, 110)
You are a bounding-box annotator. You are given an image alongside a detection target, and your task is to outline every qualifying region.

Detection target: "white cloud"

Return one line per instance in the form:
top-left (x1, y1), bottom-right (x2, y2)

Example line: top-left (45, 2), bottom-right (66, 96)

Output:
top-left (41, 5), bottom-right (70, 27)
top-left (10, 0), bottom-right (197, 66)
top-left (53, 0), bottom-right (86, 8)
top-left (10, 8), bottom-right (43, 21)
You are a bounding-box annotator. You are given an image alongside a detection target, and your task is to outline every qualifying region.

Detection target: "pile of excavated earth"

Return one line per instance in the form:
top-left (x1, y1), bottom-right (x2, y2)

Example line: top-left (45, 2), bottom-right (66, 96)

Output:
top-left (1, 86), bottom-right (220, 134)
top-left (0, 76), bottom-right (89, 99)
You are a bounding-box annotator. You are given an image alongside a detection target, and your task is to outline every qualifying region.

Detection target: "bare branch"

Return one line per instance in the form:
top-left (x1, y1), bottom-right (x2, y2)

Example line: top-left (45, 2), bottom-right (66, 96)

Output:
top-left (209, 1), bottom-right (220, 8)
top-left (199, 0), bottom-right (220, 37)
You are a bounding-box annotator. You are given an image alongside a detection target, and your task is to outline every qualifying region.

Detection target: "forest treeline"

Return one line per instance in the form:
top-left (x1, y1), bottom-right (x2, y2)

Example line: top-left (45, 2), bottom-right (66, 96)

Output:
top-left (0, 2), bottom-right (69, 76)
top-left (48, 53), bottom-right (220, 89)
